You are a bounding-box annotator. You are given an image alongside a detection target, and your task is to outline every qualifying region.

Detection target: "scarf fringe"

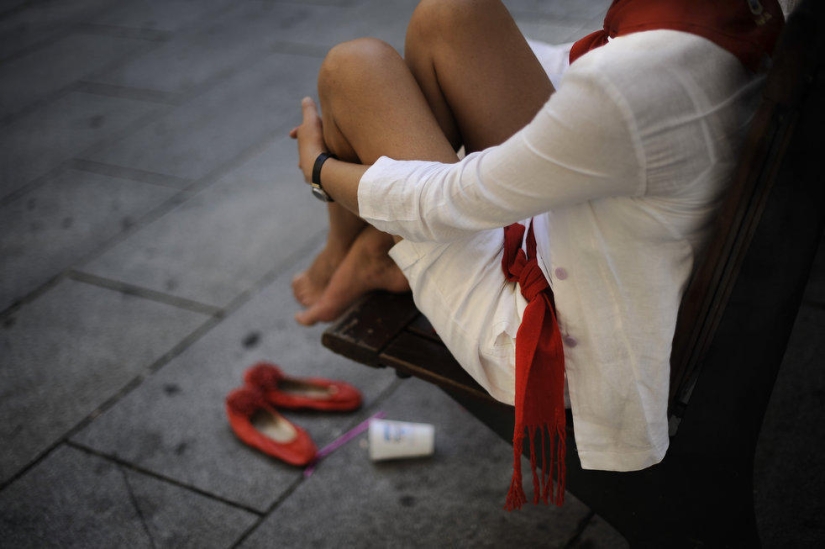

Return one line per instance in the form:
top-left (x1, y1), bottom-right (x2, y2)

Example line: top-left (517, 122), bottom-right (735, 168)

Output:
top-left (504, 431), bottom-right (528, 511)
top-left (504, 422), bottom-right (566, 510)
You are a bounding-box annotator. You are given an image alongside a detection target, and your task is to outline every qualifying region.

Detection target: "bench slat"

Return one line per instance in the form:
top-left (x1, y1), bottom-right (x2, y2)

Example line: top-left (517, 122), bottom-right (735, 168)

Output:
top-left (380, 331), bottom-right (496, 403)
top-left (321, 291), bottom-right (419, 367)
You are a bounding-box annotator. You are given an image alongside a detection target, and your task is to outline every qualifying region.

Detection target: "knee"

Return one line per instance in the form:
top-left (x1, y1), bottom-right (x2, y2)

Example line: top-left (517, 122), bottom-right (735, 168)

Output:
top-left (407, 0), bottom-right (497, 45)
top-left (318, 37), bottom-right (400, 97)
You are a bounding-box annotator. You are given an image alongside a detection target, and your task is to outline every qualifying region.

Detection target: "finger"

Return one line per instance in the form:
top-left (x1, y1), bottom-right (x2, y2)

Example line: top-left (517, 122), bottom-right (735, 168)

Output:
top-left (301, 96), bottom-right (319, 122)
top-left (289, 126), bottom-right (299, 139)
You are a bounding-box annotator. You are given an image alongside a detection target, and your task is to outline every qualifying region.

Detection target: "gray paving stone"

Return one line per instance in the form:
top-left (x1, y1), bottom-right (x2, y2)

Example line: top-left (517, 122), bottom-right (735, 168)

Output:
top-left (0, 168), bottom-right (178, 312)
top-left (754, 304), bottom-right (825, 547)
top-left (72, 265), bottom-right (399, 512)
top-left (0, 1), bottom-right (29, 15)
top-left (84, 51), bottom-right (321, 180)
top-left (89, 0), bottom-right (235, 32)
top-left (80, 135), bottom-right (325, 308)
top-left (0, 278), bottom-right (208, 484)
top-left (0, 30), bottom-right (152, 120)
top-left (240, 377), bottom-right (596, 548)
top-left (0, 91), bottom-right (162, 202)
top-left (0, 0), bottom-right (113, 62)
top-left (337, 0), bottom-right (421, 51)
top-left (90, 1), bottom-right (332, 95)
top-left (0, 444), bottom-right (257, 548)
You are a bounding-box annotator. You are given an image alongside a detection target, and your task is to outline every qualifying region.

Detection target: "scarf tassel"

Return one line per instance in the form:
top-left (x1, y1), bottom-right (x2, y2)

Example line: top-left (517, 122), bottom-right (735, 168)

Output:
top-left (504, 422), bottom-right (566, 510)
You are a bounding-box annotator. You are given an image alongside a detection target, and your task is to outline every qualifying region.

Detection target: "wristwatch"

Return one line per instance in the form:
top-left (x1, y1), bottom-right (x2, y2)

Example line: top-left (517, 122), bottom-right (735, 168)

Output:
top-left (310, 152), bottom-right (336, 202)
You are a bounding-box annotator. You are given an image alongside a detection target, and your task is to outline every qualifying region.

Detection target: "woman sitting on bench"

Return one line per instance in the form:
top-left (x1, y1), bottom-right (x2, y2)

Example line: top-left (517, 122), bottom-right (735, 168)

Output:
top-left (289, 0), bottom-right (784, 507)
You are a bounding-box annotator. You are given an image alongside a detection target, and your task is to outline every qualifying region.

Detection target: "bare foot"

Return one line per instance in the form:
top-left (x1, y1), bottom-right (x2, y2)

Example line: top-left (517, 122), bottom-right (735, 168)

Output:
top-left (293, 208), bottom-right (368, 307)
top-left (295, 226), bottom-right (410, 326)
top-left (292, 245), bottom-right (348, 307)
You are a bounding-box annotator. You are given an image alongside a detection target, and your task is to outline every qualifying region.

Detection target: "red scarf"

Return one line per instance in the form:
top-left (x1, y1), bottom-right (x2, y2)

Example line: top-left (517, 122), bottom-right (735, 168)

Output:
top-left (570, 0), bottom-right (784, 71)
top-left (503, 222), bottom-right (566, 509)
top-left (504, 0), bottom-right (784, 511)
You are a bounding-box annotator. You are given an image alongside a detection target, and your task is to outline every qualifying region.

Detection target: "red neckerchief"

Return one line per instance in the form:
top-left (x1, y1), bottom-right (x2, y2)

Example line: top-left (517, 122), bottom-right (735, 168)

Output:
top-left (570, 0), bottom-right (784, 71)
top-left (503, 0), bottom-right (784, 510)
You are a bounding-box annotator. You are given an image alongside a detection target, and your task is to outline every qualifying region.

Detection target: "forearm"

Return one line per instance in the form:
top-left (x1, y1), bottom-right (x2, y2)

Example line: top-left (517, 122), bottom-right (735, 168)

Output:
top-left (359, 69), bottom-right (645, 243)
top-left (315, 157), bottom-right (369, 216)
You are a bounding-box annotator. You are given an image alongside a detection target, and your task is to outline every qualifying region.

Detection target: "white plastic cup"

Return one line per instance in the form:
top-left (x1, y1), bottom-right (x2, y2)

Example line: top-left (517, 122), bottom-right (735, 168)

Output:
top-left (368, 419), bottom-right (435, 461)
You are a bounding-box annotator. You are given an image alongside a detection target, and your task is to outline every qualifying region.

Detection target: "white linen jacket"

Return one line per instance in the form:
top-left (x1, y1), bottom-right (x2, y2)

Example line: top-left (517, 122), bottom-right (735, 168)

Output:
top-left (358, 30), bottom-right (763, 471)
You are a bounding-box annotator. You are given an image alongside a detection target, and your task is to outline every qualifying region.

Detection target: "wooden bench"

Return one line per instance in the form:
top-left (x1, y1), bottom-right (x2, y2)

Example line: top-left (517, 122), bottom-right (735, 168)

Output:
top-left (322, 1), bottom-right (825, 545)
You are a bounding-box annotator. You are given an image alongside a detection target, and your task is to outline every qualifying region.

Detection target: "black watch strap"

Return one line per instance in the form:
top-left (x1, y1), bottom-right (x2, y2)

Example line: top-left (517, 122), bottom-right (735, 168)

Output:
top-left (311, 152), bottom-right (337, 202)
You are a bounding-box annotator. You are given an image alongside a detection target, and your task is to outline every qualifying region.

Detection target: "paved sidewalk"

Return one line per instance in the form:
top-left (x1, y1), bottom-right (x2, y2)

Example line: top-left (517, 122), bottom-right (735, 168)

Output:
top-left (1, 1), bottom-right (822, 547)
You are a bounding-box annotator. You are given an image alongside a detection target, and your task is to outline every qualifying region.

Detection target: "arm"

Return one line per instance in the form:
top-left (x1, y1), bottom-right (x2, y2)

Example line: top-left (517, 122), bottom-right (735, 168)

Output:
top-left (292, 66), bottom-right (644, 243)
top-left (358, 68), bottom-right (645, 242)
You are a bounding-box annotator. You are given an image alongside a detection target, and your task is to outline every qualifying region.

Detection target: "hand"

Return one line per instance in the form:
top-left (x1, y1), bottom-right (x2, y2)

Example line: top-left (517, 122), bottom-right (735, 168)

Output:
top-left (289, 97), bottom-right (327, 184)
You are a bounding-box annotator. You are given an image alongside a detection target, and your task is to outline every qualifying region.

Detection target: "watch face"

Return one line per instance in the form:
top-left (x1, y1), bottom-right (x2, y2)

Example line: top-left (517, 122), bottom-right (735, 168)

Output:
top-left (311, 185), bottom-right (332, 202)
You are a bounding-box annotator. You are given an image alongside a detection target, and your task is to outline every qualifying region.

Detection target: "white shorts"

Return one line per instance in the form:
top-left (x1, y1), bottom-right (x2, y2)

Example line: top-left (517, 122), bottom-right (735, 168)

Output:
top-left (389, 231), bottom-right (527, 405)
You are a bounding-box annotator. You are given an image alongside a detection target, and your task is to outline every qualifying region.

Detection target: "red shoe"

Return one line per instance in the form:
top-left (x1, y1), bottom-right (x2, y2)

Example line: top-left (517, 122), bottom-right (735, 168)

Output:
top-left (244, 362), bottom-right (362, 412)
top-left (225, 386), bottom-right (317, 466)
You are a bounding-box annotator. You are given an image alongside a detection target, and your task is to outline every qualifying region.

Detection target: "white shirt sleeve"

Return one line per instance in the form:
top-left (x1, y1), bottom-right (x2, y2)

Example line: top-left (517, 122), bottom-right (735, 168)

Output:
top-left (358, 65), bottom-right (646, 243)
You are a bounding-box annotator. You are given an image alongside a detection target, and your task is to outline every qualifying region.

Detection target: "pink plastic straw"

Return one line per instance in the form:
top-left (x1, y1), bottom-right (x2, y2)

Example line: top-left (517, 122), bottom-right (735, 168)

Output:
top-left (303, 410), bottom-right (387, 478)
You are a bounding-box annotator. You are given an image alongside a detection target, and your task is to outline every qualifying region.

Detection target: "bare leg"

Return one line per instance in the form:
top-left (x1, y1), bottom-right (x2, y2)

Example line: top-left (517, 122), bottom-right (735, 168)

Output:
top-left (405, 0), bottom-right (554, 153)
top-left (295, 37), bottom-right (456, 325)
top-left (295, 0), bottom-right (553, 325)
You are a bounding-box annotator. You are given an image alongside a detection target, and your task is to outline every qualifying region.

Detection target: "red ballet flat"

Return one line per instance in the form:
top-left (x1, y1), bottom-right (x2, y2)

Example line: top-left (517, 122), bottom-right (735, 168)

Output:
top-left (225, 386), bottom-right (317, 466)
top-left (244, 362), bottom-right (362, 412)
